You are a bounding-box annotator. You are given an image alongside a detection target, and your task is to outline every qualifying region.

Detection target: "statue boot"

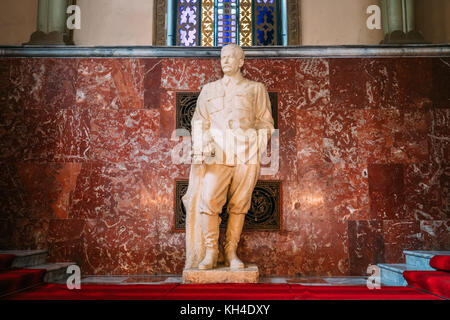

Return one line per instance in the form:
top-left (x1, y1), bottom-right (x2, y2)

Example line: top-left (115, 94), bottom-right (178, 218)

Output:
top-left (198, 213), bottom-right (220, 270)
top-left (224, 213), bottom-right (245, 269)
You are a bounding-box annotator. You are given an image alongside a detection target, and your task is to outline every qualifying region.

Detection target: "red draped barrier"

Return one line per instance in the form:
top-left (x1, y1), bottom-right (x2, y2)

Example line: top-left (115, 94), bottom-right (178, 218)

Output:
top-left (403, 270), bottom-right (450, 299)
top-left (0, 269), bottom-right (46, 296)
top-left (0, 254), bottom-right (15, 272)
top-left (430, 255), bottom-right (450, 272)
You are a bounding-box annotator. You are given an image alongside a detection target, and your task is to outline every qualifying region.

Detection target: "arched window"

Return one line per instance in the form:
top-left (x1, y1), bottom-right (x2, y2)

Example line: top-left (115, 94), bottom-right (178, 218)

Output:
top-left (167, 0), bottom-right (287, 47)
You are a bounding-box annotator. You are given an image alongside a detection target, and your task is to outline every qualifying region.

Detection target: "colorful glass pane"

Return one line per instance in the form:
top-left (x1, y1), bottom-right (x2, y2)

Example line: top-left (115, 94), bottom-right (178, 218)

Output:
top-left (176, 0), bottom-right (200, 46)
top-left (216, 0), bottom-right (238, 46)
top-left (174, 0), bottom-right (281, 47)
top-left (201, 0), bottom-right (215, 46)
top-left (253, 0), bottom-right (280, 46)
top-left (238, 0), bottom-right (253, 47)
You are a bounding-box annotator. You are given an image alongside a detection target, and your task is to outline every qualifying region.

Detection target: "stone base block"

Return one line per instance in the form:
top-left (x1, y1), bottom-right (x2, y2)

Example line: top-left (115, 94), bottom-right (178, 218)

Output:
top-left (183, 265), bottom-right (259, 284)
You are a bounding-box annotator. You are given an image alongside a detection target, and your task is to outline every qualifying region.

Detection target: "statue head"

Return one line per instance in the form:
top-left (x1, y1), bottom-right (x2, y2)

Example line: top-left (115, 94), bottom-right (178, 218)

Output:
top-left (220, 44), bottom-right (245, 76)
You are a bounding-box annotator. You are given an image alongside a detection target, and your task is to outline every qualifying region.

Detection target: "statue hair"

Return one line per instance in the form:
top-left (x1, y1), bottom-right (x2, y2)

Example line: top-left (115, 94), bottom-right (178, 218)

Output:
top-left (221, 44), bottom-right (245, 60)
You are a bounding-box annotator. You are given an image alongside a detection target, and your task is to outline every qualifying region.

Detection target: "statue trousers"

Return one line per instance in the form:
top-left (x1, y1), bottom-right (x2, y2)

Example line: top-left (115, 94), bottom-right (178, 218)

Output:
top-left (199, 163), bottom-right (260, 216)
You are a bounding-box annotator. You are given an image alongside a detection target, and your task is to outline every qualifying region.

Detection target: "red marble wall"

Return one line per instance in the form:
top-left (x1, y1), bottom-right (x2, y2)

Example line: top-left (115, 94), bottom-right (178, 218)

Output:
top-left (0, 56), bottom-right (448, 276)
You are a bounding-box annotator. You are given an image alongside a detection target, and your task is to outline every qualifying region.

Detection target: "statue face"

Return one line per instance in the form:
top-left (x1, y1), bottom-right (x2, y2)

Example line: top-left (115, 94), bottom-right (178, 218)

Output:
top-left (221, 47), bottom-right (244, 76)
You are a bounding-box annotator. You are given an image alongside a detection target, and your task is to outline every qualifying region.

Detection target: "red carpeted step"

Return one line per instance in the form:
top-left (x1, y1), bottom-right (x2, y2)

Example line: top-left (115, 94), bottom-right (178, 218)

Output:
top-left (291, 285), bottom-right (443, 300)
top-left (0, 269), bottom-right (46, 296)
top-left (430, 255), bottom-right (450, 272)
top-left (403, 270), bottom-right (450, 299)
top-left (0, 254), bottom-right (16, 271)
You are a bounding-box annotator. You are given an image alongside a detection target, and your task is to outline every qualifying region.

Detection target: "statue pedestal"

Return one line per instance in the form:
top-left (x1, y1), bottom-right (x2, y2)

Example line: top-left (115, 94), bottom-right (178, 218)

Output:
top-left (183, 265), bottom-right (259, 284)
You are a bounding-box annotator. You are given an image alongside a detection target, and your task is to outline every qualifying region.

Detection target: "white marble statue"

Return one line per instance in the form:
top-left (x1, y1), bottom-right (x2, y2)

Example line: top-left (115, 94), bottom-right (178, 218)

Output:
top-left (183, 44), bottom-right (274, 271)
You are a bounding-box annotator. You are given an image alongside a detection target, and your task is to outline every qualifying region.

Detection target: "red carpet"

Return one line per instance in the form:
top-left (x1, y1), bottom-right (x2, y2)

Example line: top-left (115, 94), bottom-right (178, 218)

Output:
top-left (291, 285), bottom-right (443, 300)
top-left (0, 269), bottom-right (47, 296)
top-left (3, 283), bottom-right (444, 300)
top-left (0, 254), bottom-right (15, 271)
top-left (403, 271), bottom-right (450, 299)
top-left (168, 283), bottom-right (295, 300)
top-left (430, 255), bottom-right (450, 272)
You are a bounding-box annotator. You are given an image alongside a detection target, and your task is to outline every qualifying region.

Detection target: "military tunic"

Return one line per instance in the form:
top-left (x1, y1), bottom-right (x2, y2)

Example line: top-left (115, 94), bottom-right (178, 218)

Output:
top-left (191, 75), bottom-right (274, 216)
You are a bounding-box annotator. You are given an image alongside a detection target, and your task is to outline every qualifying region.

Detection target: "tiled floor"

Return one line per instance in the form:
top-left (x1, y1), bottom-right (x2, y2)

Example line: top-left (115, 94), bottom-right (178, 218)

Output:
top-left (69, 275), bottom-right (369, 286)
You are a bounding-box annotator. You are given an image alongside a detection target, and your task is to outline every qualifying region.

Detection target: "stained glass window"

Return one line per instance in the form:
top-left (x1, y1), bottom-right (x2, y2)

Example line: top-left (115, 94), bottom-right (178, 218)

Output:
top-left (201, 0), bottom-right (215, 46)
top-left (216, 0), bottom-right (238, 46)
top-left (253, 0), bottom-right (281, 46)
top-left (171, 0), bottom-right (284, 47)
top-left (175, 0), bottom-right (201, 46)
top-left (239, 0), bottom-right (253, 47)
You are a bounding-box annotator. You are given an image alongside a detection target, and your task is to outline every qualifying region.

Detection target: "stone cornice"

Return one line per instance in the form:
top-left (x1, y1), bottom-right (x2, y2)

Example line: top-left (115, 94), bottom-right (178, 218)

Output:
top-left (1, 45), bottom-right (449, 58)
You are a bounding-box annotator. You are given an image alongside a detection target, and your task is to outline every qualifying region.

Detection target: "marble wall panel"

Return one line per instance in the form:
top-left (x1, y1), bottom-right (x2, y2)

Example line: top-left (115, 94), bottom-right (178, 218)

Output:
top-left (432, 58), bottom-right (450, 109)
top-left (9, 58), bottom-right (78, 111)
top-left (0, 162), bottom-right (83, 220)
top-left (368, 164), bottom-right (408, 220)
top-left (238, 231), bottom-right (302, 276)
top-left (0, 56), bottom-right (448, 276)
top-left (0, 59), bottom-right (10, 109)
top-left (47, 219), bottom-right (85, 264)
top-left (395, 58), bottom-right (433, 110)
top-left (150, 233), bottom-right (186, 275)
top-left (5, 109), bottom-right (60, 162)
top-left (296, 110), bottom-right (324, 166)
top-left (69, 162), bottom-right (145, 220)
top-left (159, 90), bottom-right (176, 139)
top-left (68, 162), bottom-right (114, 220)
top-left (89, 109), bottom-right (160, 163)
top-left (293, 59), bottom-right (330, 111)
top-left (295, 162), bottom-right (333, 220)
top-left (143, 58), bottom-right (162, 110)
top-left (281, 182), bottom-right (310, 232)
top-left (328, 162), bottom-right (370, 221)
top-left (348, 220), bottom-right (384, 276)
top-left (76, 58), bottom-right (145, 113)
top-left (161, 58), bottom-right (222, 91)
top-left (330, 58), bottom-right (412, 110)
top-left (383, 220), bottom-right (423, 263)
top-left (441, 163), bottom-right (450, 215)
top-left (391, 110), bottom-right (429, 163)
top-left (429, 109), bottom-right (450, 164)
top-left (55, 108), bottom-right (91, 162)
top-left (9, 218), bottom-right (50, 250)
top-left (305, 219), bottom-right (349, 276)
top-left (420, 220), bottom-right (450, 250)
top-left (329, 59), bottom-right (367, 109)
top-left (357, 108), bottom-right (403, 164)
top-left (273, 93), bottom-right (298, 182)
top-left (362, 59), bottom-right (400, 109)
top-left (404, 162), bottom-right (446, 220)
top-left (0, 162), bottom-right (32, 220)
top-left (17, 163), bottom-right (75, 220)
top-left (1, 108), bottom-right (90, 163)
top-left (323, 107), bottom-right (359, 164)
top-left (80, 217), bottom-right (161, 275)
top-left (0, 219), bottom-right (14, 249)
